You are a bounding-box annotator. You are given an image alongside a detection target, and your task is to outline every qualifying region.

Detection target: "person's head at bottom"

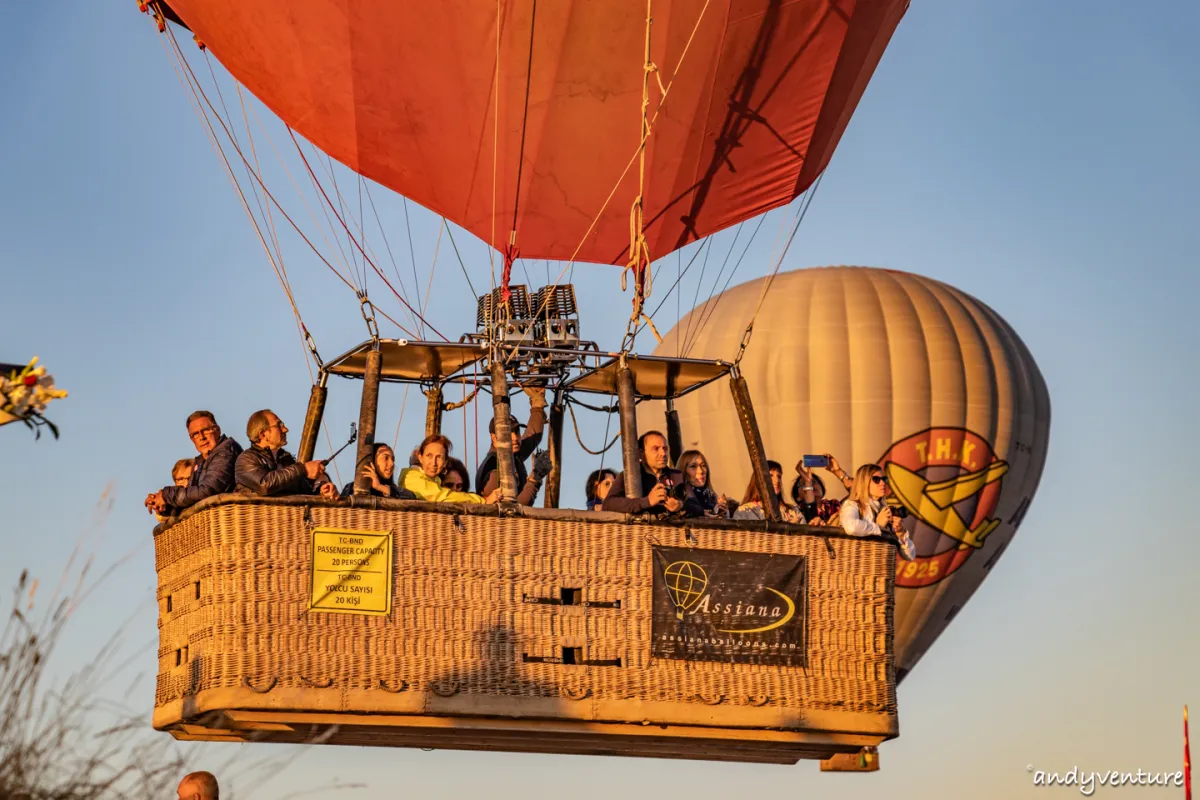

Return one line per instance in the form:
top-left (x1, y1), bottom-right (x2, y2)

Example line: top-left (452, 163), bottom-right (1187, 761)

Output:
top-left (177, 771), bottom-right (219, 800)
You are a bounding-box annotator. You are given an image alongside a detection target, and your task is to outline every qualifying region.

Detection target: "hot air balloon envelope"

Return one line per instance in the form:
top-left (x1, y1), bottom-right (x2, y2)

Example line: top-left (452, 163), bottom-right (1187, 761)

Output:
top-left (642, 267), bottom-right (1051, 678)
top-left (158, 0), bottom-right (907, 265)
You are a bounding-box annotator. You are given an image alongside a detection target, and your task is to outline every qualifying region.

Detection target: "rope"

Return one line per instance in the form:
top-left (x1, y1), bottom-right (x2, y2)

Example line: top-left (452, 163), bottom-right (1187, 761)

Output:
top-left (288, 128), bottom-right (446, 340)
top-left (246, 100), bottom-right (362, 293)
top-left (443, 222), bottom-right (478, 298)
top-left (682, 211), bottom-right (767, 356)
top-left (680, 219), bottom-right (727, 350)
top-left (391, 383), bottom-right (412, 452)
top-left (567, 396), bottom-right (619, 414)
top-left (163, 28), bottom-right (418, 339)
top-left (566, 402), bottom-right (621, 456)
top-left (489, 0), bottom-right (503, 293)
top-left (362, 178), bottom-right (408, 303)
top-left (160, 29), bottom-right (343, 485)
top-left (511, 0), bottom-right (538, 235)
top-left (401, 197), bottom-right (425, 337)
top-left (160, 29), bottom-right (311, 359)
top-left (499, 0), bottom-right (712, 362)
top-left (620, 0), bottom-right (657, 351)
top-left (733, 173), bottom-right (825, 365)
top-left (422, 218), bottom-right (444, 326)
top-left (442, 384), bottom-right (482, 412)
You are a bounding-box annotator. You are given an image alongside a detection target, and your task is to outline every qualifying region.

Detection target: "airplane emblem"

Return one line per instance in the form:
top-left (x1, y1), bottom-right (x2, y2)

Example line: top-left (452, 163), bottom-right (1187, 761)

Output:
top-left (885, 460), bottom-right (1009, 549)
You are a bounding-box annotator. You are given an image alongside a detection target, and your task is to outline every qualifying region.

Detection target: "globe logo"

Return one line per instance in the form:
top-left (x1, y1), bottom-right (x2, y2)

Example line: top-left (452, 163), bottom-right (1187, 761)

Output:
top-left (663, 561), bottom-right (709, 620)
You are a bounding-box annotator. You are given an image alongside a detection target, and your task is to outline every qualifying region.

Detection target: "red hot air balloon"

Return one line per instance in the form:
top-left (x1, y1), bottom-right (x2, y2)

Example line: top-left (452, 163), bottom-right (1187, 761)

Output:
top-left (151, 0), bottom-right (907, 267)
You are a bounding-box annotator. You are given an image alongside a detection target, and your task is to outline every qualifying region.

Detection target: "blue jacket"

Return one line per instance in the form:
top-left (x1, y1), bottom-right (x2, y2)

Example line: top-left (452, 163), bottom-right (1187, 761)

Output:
top-left (161, 435), bottom-right (243, 510)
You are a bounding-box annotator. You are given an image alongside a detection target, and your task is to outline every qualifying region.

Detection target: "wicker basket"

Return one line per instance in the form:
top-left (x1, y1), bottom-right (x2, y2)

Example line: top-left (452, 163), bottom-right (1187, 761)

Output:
top-left (153, 496), bottom-right (897, 764)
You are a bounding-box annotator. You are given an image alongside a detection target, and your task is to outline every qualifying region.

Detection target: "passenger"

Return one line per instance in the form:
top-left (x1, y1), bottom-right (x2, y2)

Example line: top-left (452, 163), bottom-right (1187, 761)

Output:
top-left (152, 458), bottom-right (195, 522)
top-left (839, 464), bottom-right (916, 559)
top-left (475, 386), bottom-right (549, 504)
top-left (675, 450), bottom-right (731, 518)
top-left (792, 461), bottom-right (828, 522)
top-left (340, 443), bottom-right (416, 499)
top-left (171, 458), bottom-right (194, 487)
top-left (601, 431), bottom-right (684, 515)
top-left (144, 410), bottom-right (243, 517)
top-left (442, 457), bottom-right (472, 493)
top-left (792, 453), bottom-right (853, 518)
top-left (177, 771), bottom-right (219, 800)
top-left (234, 409), bottom-right (338, 499)
top-left (732, 460), bottom-right (803, 523)
top-left (398, 434), bottom-right (501, 503)
top-left (584, 468), bottom-right (617, 511)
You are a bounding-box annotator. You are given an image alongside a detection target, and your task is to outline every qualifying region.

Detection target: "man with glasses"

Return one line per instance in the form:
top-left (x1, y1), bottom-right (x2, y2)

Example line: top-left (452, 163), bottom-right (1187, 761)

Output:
top-left (235, 409), bottom-right (337, 499)
top-left (144, 411), bottom-right (243, 517)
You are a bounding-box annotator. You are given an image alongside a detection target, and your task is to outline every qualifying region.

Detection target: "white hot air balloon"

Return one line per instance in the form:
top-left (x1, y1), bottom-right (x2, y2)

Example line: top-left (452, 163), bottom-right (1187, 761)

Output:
top-left (640, 266), bottom-right (1051, 679)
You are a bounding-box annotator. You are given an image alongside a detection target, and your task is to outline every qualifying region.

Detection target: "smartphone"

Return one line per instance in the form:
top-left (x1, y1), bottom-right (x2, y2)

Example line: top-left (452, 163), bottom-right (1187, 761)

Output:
top-left (802, 454), bottom-right (830, 469)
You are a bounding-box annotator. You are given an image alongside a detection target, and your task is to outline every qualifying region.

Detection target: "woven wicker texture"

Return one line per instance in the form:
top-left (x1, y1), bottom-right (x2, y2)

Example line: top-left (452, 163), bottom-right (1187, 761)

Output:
top-left (156, 501), bottom-right (896, 730)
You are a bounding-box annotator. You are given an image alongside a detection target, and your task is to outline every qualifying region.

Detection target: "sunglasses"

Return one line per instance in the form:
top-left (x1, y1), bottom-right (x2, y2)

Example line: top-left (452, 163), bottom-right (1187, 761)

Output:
top-left (871, 475), bottom-right (888, 485)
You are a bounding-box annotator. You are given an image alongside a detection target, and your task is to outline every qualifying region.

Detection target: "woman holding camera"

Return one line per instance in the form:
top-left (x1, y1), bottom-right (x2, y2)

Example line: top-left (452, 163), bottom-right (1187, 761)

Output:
top-left (839, 464), bottom-right (915, 559)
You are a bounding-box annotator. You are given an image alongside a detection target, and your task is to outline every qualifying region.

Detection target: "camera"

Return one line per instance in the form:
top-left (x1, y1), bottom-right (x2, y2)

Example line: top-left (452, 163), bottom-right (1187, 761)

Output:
top-left (817, 498), bottom-right (842, 521)
top-left (890, 504), bottom-right (909, 520)
top-left (659, 476), bottom-right (687, 502)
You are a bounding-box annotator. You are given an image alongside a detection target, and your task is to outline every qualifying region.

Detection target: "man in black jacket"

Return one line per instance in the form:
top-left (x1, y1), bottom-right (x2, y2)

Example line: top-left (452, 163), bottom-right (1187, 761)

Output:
top-left (475, 386), bottom-right (550, 505)
top-left (601, 430), bottom-right (684, 515)
top-left (235, 409), bottom-right (337, 499)
top-left (145, 410), bottom-right (243, 516)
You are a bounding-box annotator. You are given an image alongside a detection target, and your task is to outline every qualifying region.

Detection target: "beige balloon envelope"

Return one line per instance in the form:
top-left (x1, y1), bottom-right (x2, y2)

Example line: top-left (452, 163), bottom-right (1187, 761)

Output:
top-left (639, 266), bottom-right (1051, 679)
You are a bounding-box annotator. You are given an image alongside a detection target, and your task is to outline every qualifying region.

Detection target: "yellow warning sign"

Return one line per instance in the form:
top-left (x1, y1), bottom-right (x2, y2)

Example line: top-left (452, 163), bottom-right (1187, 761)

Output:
top-left (308, 527), bottom-right (392, 615)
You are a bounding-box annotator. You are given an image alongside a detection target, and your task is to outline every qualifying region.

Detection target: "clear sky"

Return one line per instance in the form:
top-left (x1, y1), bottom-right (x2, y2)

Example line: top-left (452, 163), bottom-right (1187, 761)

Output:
top-left (2, 1), bottom-right (1198, 798)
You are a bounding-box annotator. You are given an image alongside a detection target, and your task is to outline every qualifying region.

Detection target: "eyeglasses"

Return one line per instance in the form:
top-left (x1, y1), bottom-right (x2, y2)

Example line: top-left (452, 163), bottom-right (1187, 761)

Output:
top-left (189, 426), bottom-right (218, 440)
top-left (870, 475), bottom-right (888, 485)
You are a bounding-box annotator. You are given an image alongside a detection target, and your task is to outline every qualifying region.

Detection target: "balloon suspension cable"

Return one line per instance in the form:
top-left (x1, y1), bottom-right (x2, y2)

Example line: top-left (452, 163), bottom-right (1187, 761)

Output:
top-left (154, 16), bottom-right (422, 343)
top-left (153, 17), bottom-right (348, 482)
top-left (733, 174), bottom-right (825, 366)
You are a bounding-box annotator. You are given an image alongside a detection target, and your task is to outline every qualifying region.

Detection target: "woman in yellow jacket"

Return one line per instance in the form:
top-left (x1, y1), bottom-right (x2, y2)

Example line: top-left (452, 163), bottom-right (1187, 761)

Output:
top-left (399, 434), bottom-right (501, 504)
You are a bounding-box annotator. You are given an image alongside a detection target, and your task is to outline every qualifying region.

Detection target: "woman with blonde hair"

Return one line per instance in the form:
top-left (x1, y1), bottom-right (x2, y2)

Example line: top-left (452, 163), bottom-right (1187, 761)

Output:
top-left (839, 464), bottom-right (915, 559)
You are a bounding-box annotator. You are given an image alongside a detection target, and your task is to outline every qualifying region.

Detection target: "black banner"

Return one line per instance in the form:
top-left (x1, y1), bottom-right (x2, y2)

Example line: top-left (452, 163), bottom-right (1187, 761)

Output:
top-left (651, 546), bottom-right (806, 666)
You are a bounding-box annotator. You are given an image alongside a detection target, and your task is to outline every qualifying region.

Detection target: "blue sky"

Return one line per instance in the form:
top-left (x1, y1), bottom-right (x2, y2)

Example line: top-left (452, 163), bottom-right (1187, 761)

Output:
top-left (2, 1), bottom-right (1199, 797)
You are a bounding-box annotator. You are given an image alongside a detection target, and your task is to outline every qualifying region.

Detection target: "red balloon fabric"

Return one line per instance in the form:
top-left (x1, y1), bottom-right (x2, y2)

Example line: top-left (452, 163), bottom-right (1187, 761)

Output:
top-left (163, 0), bottom-right (907, 265)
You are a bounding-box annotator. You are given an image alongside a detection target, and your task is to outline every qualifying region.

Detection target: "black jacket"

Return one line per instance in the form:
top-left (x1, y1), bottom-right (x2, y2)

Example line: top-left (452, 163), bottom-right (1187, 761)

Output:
top-left (339, 479), bottom-right (417, 500)
top-left (476, 405), bottom-right (546, 504)
top-left (682, 483), bottom-right (724, 519)
top-left (161, 435), bottom-right (243, 510)
top-left (235, 444), bottom-right (318, 497)
top-left (602, 465), bottom-right (685, 514)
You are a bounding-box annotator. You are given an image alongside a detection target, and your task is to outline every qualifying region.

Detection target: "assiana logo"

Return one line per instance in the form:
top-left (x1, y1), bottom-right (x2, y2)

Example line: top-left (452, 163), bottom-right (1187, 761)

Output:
top-left (879, 428), bottom-right (1008, 588)
top-left (663, 560), bottom-right (796, 634)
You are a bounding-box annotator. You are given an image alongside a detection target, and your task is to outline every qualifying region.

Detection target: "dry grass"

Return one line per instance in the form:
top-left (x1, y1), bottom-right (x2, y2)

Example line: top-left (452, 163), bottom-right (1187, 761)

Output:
top-left (0, 486), bottom-right (366, 799)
